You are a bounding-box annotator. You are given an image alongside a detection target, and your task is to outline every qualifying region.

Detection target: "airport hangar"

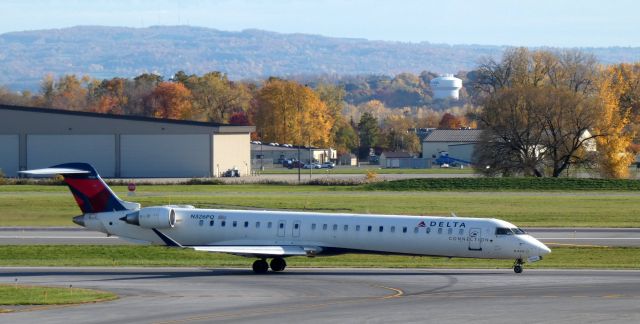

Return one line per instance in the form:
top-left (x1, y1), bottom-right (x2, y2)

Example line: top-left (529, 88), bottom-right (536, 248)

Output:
top-left (0, 104), bottom-right (255, 178)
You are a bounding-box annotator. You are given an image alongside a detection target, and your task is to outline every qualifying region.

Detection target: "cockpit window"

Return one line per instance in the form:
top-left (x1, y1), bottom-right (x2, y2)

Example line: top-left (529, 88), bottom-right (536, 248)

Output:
top-left (495, 227), bottom-right (513, 235)
top-left (512, 228), bottom-right (526, 235)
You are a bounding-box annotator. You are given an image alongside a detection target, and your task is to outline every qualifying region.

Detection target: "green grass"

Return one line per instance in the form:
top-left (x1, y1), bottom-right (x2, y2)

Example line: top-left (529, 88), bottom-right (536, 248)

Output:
top-left (1, 184), bottom-right (640, 227)
top-left (365, 177), bottom-right (640, 191)
top-left (0, 284), bottom-right (117, 306)
top-left (0, 245), bottom-right (637, 269)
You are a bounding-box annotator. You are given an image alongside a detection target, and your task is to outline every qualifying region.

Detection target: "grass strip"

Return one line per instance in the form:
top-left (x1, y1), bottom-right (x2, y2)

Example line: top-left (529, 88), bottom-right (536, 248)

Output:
top-left (0, 245), bottom-right (638, 269)
top-left (364, 177), bottom-right (640, 191)
top-left (0, 284), bottom-right (117, 305)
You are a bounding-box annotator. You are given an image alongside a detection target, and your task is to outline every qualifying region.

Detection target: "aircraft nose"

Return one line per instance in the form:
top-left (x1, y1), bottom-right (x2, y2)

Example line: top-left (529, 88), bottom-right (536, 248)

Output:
top-left (538, 241), bottom-right (551, 256)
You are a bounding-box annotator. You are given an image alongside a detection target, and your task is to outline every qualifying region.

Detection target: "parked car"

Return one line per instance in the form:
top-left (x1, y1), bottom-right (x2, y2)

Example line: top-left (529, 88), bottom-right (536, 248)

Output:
top-left (303, 163), bottom-right (322, 169)
top-left (321, 162), bottom-right (335, 168)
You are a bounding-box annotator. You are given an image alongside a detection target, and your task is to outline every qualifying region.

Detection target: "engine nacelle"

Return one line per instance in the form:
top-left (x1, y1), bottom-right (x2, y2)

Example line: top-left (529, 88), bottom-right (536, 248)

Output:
top-left (122, 207), bottom-right (177, 229)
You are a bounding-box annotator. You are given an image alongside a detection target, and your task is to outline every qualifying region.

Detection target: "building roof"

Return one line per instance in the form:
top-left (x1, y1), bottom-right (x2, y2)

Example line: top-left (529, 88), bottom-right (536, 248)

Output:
top-left (423, 129), bottom-right (482, 142)
top-left (381, 151), bottom-right (413, 158)
top-left (0, 104), bottom-right (227, 127)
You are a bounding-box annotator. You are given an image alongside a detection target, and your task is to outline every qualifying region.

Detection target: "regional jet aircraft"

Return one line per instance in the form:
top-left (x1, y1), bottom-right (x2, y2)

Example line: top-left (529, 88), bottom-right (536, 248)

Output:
top-left (21, 163), bottom-right (550, 274)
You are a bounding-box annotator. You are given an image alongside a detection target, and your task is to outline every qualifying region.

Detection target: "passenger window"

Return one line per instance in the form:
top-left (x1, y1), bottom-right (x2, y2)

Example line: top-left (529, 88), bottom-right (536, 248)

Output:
top-left (199, 220), bottom-right (204, 226)
top-left (343, 225), bottom-right (348, 231)
top-left (402, 227), bottom-right (407, 233)
top-left (414, 227), bottom-right (419, 233)
top-left (267, 222), bottom-right (272, 228)
top-left (438, 228), bottom-right (443, 234)
top-left (458, 228), bottom-right (464, 235)
top-left (426, 227), bottom-right (431, 234)
top-left (448, 228), bottom-right (453, 235)
top-left (333, 224), bottom-right (338, 231)
top-left (209, 220), bottom-right (214, 226)
top-left (390, 226), bottom-right (395, 233)
top-left (256, 222), bottom-right (261, 228)
top-left (356, 225), bottom-right (360, 231)
top-left (244, 221), bottom-right (249, 228)
top-left (221, 220), bottom-right (226, 227)
top-left (379, 226), bottom-right (384, 232)
top-left (232, 221), bottom-right (237, 227)
top-left (323, 224), bottom-right (328, 230)
top-left (367, 226), bottom-right (372, 232)
top-left (279, 223), bottom-right (284, 229)
top-left (294, 223), bottom-right (299, 229)
top-left (312, 223), bottom-right (317, 230)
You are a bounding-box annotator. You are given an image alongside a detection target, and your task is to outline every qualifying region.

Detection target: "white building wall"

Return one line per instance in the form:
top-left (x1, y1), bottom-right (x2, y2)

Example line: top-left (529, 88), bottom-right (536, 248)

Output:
top-left (447, 144), bottom-right (477, 164)
top-left (0, 135), bottom-right (19, 177)
top-left (27, 135), bottom-right (116, 177)
top-left (213, 134), bottom-right (251, 176)
top-left (121, 134), bottom-right (210, 178)
top-left (423, 142), bottom-right (457, 159)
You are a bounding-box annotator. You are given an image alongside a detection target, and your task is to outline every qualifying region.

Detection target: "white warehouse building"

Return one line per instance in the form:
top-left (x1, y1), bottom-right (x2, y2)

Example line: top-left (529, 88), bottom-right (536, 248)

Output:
top-left (0, 105), bottom-right (255, 178)
top-left (430, 74), bottom-right (463, 100)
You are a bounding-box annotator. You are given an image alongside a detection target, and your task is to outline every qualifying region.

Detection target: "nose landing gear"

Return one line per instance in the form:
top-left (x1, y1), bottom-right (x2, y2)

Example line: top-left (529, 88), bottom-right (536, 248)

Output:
top-left (513, 259), bottom-right (524, 274)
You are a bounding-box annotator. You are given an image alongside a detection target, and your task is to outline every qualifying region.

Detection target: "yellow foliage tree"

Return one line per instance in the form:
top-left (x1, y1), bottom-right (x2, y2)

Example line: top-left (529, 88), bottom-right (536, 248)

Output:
top-left (594, 65), bottom-right (636, 178)
top-left (254, 79), bottom-right (334, 147)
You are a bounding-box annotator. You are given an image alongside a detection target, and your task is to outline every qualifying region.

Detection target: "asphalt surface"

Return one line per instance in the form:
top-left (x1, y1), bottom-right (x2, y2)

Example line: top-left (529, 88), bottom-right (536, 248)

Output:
top-left (1, 227), bottom-right (639, 247)
top-left (1, 267), bottom-right (638, 323)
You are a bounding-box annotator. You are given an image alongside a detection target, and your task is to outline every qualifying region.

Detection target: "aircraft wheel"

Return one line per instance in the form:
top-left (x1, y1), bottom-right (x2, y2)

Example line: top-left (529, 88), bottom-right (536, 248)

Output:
top-left (252, 259), bottom-right (269, 274)
top-left (514, 265), bottom-right (523, 274)
top-left (270, 257), bottom-right (287, 272)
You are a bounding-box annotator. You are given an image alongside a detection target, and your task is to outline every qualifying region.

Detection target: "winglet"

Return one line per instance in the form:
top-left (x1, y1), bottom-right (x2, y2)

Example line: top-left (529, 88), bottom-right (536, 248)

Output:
top-left (152, 229), bottom-right (183, 247)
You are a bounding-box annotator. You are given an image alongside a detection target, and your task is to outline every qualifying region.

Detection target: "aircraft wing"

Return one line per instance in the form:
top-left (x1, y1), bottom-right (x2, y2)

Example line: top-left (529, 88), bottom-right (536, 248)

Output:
top-left (190, 245), bottom-right (321, 258)
top-left (151, 229), bottom-right (322, 258)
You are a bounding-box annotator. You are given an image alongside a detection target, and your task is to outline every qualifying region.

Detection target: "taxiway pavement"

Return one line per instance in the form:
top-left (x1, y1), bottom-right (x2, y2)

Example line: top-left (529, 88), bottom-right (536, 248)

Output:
top-left (1, 267), bottom-right (639, 323)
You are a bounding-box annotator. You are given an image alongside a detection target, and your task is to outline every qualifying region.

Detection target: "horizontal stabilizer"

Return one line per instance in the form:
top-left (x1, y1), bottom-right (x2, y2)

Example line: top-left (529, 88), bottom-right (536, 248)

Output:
top-left (20, 168), bottom-right (90, 175)
top-left (191, 245), bottom-right (318, 257)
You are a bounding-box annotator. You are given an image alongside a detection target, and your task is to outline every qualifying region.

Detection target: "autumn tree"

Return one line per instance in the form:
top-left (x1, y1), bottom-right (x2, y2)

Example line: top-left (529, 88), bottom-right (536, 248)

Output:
top-left (129, 73), bottom-right (164, 116)
top-left (36, 74), bottom-right (92, 110)
top-left (229, 111), bottom-right (250, 126)
top-left (357, 112), bottom-right (380, 159)
top-left (594, 64), bottom-right (636, 178)
top-left (254, 79), bottom-right (333, 147)
top-left (381, 114), bottom-right (420, 153)
top-left (331, 117), bottom-right (359, 155)
top-left (89, 78), bottom-right (129, 114)
top-left (474, 48), bottom-right (606, 177)
top-left (144, 82), bottom-right (193, 119)
top-left (438, 112), bottom-right (466, 129)
top-left (179, 71), bottom-right (252, 123)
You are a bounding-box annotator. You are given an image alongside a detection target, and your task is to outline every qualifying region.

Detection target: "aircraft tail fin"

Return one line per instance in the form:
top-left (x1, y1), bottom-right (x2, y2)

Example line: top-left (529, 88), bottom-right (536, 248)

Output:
top-left (20, 163), bottom-right (138, 214)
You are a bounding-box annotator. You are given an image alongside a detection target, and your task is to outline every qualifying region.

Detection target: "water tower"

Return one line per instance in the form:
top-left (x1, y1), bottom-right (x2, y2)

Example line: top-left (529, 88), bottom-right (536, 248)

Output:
top-left (430, 74), bottom-right (462, 100)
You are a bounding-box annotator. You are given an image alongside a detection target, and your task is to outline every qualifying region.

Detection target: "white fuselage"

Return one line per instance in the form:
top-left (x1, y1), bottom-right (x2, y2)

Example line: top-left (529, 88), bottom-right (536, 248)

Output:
top-left (84, 206), bottom-right (550, 261)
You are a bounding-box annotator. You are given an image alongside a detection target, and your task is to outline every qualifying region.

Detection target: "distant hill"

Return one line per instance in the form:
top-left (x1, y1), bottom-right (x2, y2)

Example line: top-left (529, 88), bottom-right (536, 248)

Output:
top-left (1, 25), bottom-right (639, 90)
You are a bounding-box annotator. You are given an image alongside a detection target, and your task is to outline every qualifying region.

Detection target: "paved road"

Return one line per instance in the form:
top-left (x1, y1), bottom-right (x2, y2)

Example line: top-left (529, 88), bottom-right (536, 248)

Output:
top-left (1, 267), bottom-right (638, 323)
top-left (2, 227), bottom-right (639, 247)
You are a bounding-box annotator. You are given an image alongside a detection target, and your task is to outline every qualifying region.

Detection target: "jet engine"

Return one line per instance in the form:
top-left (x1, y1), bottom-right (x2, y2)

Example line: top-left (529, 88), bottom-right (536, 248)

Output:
top-left (121, 207), bottom-right (177, 229)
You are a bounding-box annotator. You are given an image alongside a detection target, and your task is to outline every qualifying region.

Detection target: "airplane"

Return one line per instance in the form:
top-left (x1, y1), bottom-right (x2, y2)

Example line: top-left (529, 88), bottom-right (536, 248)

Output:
top-left (21, 163), bottom-right (551, 274)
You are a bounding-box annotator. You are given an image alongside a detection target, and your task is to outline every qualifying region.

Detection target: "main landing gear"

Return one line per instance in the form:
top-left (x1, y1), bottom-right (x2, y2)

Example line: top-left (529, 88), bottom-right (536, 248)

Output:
top-left (513, 259), bottom-right (524, 274)
top-left (252, 257), bottom-right (287, 274)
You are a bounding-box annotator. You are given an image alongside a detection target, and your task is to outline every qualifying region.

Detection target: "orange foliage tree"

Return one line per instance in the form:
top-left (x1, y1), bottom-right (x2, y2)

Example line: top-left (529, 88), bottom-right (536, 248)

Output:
top-left (254, 79), bottom-right (333, 147)
top-left (144, 82), bottom-right (193, 119)
top-left (594, 64), bottom-right (636, 178)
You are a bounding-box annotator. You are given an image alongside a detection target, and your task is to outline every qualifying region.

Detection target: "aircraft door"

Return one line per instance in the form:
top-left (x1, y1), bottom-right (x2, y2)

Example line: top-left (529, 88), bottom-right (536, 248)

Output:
top-left (277, 220), bottom-right (286, 237)
top-left (468, 227), bottom-right (482, 251)
top-left (292, 220), bottom-right (301, 237)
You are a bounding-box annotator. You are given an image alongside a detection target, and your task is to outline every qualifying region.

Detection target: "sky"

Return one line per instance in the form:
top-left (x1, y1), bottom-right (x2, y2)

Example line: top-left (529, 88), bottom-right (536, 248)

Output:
top-left (1, 0), bottom-right (639, 47)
